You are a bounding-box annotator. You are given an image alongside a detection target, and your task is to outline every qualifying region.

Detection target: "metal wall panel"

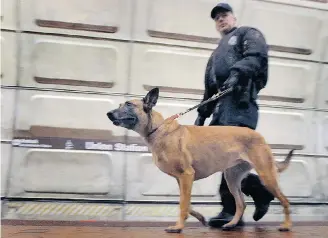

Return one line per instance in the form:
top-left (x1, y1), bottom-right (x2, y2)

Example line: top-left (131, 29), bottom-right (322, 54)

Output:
top-left (129, 43), bottom-right (211, 99)
top-left (322, 114), bottom-right (328, 155)
top-left (317, 158), bottom-right (328, 199)
top-left (259, 0), bottom-right (328, 11)
top-left (1, 32), bottom-right (17, 86)
top-left (241, 0), bottom-right (325, 61)
top-left (256, 107), bottom-right (315, 153)
top-left (321, 17), bottom-right (328, 63)
top-left (258, 58), bottom-right (319, 108)
top-left (19, 0), bottom-right (133, 40)
top-left (1, 0), bottom-right (18, 30)
top-left (19, 33), bottom-right (129, 93)
top-left (7, 148), bottom-right (125, 199)
top-left (14, 90), bottom-right (127, 137)
top-left (1, 89), bottom-right (16, 141)
top-left (317, 112), bottom-right (328, 155)
top-left (1, 143), bottom-right (12, 197)
top-left (8, 90), bottom-right (127, 199)
top-left (271, 155), bottom-right (317, 199)
top-left (132, 0), bottom-right (245, 49)
top-left (317, 65), bottom-right (328, 110)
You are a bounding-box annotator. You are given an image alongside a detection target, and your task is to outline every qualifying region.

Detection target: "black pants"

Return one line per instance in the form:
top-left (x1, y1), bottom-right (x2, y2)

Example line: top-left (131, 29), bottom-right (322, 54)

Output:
top-left (219, 172), bottom-right (273, 215)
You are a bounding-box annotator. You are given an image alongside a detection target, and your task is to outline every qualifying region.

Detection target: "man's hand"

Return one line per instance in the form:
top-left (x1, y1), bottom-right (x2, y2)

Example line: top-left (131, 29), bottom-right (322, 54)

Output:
top-left (220, 74), bottom-right (239, 91)
top-left (194, 115), bottom-right (206, 126)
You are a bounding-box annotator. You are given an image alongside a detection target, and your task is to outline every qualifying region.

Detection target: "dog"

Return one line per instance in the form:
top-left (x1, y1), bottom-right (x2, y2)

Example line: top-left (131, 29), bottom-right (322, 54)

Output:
top-left (106, 87), bottom-right (294, 233)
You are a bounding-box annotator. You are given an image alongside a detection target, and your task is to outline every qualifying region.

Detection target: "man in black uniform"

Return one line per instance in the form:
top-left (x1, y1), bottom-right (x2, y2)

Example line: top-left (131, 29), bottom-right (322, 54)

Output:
top-left (194, 2), bottom-right (275, 228)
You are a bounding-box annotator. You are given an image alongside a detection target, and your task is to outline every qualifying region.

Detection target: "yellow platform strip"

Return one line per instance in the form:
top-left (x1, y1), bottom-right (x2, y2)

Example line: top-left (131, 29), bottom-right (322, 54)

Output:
top-left (5, 202), bottom-right (277, 218)
top-left (6, 202), bottom-right (122, 217)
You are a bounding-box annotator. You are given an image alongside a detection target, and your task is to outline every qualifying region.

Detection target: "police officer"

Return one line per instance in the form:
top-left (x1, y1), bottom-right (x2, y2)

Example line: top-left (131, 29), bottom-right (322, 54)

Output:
top-left (194, 2), bottom-right (275, 228)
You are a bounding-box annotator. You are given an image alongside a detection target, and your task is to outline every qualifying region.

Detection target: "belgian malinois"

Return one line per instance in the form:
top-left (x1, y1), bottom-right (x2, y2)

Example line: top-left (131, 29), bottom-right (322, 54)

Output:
top-left (106, 88), bottom-right (294, 233)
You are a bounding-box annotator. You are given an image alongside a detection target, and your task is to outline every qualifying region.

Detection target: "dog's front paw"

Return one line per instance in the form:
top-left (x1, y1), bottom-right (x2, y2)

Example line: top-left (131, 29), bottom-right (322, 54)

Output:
top-left (278, 223), bottom-right (291, 232)
top-left (165, 225), bottom-right (183, 233)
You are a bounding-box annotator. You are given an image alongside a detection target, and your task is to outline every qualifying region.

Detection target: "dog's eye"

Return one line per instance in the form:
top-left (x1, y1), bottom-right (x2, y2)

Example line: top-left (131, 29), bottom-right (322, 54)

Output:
top-left (125, 102), bottom-right (133, 106)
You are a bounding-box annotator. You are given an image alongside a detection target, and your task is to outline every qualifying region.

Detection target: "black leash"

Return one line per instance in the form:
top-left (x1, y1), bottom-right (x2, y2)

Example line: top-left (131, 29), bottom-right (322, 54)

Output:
top-left (147, 87), bottom-right (233, 137)
top-left (167, 87), bottom-right (233, 121)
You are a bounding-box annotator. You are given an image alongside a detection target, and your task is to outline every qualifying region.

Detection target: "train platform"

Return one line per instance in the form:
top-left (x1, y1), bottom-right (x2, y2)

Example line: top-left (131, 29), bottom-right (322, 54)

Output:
top-left (2, 219), bottom-right (328, 238)
top-left (2, 200), bottom-right (328, 237)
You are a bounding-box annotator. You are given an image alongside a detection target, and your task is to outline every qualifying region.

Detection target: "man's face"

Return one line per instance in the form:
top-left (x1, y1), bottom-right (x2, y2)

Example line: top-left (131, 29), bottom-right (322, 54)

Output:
top-left (214, 11), bottom-right (236, 34)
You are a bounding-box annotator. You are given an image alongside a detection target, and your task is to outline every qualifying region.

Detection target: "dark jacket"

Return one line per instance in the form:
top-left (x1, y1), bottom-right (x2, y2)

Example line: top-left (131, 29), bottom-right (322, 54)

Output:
top-left (197, 26), bottom-right (269, 128)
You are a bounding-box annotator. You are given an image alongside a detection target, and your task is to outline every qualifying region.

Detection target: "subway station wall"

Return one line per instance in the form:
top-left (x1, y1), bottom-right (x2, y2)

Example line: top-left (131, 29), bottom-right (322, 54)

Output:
top-left (1, 0), bottom-right (328, 203)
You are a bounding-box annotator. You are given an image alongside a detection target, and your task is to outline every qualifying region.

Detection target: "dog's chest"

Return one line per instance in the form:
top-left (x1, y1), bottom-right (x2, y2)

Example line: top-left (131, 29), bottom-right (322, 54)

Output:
top-left (152, 153), bottom-right (180, 177)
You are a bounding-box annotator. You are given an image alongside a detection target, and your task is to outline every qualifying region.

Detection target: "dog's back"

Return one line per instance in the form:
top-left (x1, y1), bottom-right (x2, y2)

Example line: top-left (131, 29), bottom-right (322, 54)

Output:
top-left (154, 124), bottom-right (266, 180)
top-left (184, 124), bottom-right (266, 153)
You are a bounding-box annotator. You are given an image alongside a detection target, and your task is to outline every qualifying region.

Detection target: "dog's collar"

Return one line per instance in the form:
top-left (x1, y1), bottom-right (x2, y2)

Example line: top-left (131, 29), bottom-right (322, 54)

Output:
top-left (146, 111), bottom-right (158, 138)
top-left (146, 114), bottom-right (179, 138)
top-left (147, 127), bottom-right (158, 137)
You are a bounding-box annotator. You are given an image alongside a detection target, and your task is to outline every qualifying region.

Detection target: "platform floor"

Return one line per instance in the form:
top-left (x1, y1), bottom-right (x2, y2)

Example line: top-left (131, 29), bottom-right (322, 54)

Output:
top-left (2, 220), bottom-right (328, 238)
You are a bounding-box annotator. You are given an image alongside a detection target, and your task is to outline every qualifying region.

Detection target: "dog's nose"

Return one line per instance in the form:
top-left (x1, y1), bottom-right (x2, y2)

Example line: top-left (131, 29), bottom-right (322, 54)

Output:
top-left (107, 111), bottom-right (114, 120)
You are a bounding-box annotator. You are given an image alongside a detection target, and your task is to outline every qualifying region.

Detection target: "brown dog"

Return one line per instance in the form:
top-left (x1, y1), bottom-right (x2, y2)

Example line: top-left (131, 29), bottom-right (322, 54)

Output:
top-left (106, 88), bottom-right (294, 233)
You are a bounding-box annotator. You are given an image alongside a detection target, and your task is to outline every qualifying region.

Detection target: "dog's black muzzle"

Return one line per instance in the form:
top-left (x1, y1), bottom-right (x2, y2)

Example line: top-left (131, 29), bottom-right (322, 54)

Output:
top-left (107, 110), bottom-right (120, 126)
top-left (107, 111), bottom-right (115, 121)
top-left (107, 109), bottom-right (138, 128)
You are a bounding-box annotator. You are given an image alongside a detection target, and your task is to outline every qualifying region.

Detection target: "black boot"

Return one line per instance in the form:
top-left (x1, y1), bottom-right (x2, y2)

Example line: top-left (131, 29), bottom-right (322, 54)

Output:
top-left (208, 173), bottom-right (245, 228)
top-left (241, 173), bottom-right (274, 221)
top-left (208, 211), bottom-right (245, 228)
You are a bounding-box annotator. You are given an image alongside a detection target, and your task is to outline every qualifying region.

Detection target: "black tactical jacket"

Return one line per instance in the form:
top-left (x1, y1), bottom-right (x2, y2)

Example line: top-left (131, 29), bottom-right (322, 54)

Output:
top-left (197, 26), bottom-right (269, 118)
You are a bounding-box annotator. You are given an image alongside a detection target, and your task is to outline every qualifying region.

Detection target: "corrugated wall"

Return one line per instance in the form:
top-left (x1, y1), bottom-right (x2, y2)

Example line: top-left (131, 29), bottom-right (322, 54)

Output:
top-left (1, 0), bottom-right (327, 211)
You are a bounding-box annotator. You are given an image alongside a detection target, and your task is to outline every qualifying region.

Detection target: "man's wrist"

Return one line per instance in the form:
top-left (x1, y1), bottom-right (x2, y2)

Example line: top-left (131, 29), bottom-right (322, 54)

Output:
top-left (195, 115), bottom-right (206, 126)
top-left (197, 115), bottom-right (206, 120)
top-left (229, 70), bottom-right (240, 78)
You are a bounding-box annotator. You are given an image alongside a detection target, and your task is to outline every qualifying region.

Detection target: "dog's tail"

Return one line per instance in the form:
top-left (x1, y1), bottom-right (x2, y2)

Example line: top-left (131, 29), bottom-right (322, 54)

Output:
top-left (275, 149), bottom-right (295, 173)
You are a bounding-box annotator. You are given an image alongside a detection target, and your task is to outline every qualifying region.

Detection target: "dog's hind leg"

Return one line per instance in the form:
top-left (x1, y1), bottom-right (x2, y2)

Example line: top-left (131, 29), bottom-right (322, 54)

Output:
top-left (165, 167), bottom-right (195, 233)
top-left (250, 146), bottom-right (292, 231)
top-left (255, 167), bottom-right (291, 232)
top-left (222, 161), bottom-right (252, 230)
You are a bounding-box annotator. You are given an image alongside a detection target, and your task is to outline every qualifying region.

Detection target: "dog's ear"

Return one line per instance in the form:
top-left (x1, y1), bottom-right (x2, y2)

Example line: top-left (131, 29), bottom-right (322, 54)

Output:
top-left (143, 87), bottom-right (159, 113)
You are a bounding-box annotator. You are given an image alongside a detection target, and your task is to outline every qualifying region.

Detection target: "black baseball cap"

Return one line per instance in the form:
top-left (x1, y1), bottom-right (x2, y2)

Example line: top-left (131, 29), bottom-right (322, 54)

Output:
top-left (210, 3), bottom-right (233, 19)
